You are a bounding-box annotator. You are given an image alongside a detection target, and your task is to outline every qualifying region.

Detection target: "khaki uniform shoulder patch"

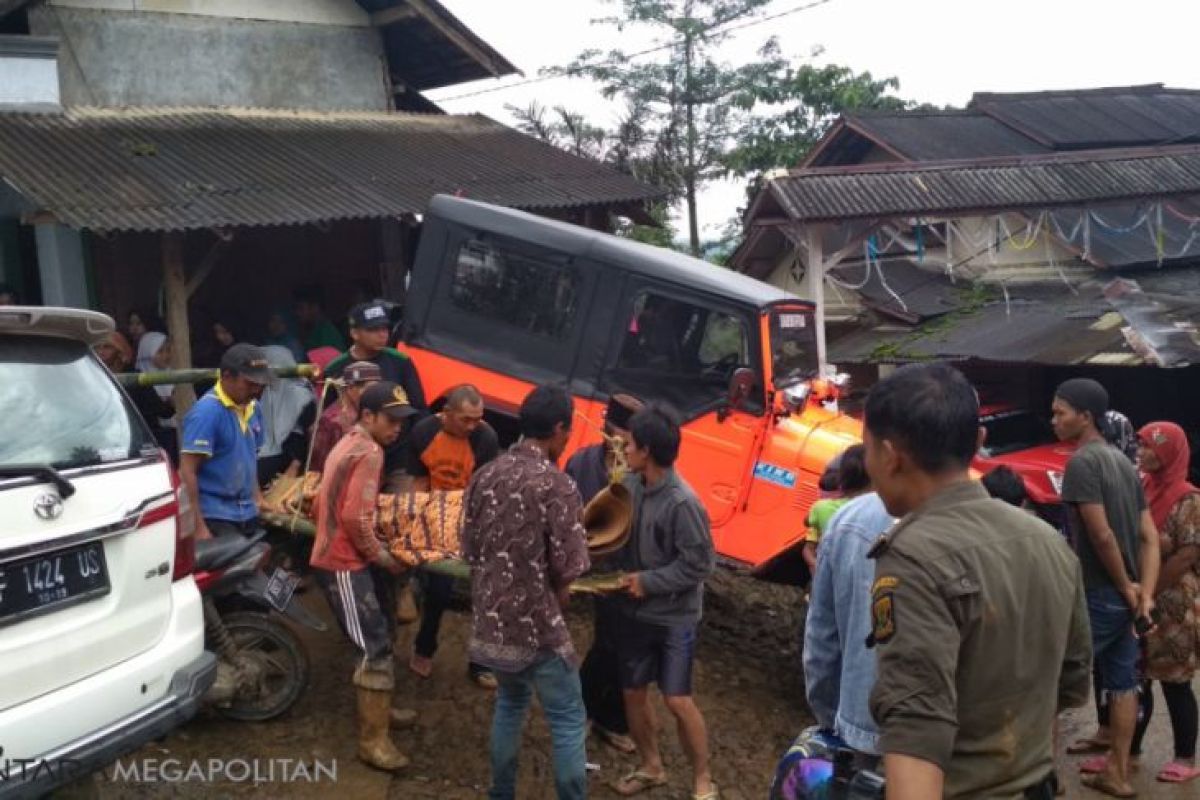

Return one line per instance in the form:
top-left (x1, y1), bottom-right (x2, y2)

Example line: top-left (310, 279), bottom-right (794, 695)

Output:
top-left (871, 589), bottom-right (896, 645)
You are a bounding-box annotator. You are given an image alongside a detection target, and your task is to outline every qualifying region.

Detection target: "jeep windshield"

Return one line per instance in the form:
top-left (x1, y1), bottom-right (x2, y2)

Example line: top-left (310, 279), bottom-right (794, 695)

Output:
top-left (0, 335), bottom-right (156, 471)
top-left (769, 308), bottom-right (819, 389)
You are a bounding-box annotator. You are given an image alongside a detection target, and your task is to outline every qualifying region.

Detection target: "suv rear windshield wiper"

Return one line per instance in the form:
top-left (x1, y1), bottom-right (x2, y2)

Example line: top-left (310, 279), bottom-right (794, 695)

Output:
top-left (0, 464), bottom-right (77, 499)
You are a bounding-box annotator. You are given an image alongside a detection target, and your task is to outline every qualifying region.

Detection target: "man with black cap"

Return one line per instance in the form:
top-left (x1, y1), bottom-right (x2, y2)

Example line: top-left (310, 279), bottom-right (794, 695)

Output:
top-left (180, 343), bottom-right (274, 540)
top-left (1053, 377), bottom-right (1161, 798)
top-left (311, 360), bottom-right (381, 472)
top-left (325, 301), bottom-right (425, 415)
top-left (311, 381), bottom-right (420, 772)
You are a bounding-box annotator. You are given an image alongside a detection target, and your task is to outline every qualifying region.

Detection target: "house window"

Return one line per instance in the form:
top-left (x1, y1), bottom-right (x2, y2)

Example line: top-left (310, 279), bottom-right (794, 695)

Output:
top-left (450, 240), bottom-right (580, 341)
top-left (610, 292), bottom-right (758, 416)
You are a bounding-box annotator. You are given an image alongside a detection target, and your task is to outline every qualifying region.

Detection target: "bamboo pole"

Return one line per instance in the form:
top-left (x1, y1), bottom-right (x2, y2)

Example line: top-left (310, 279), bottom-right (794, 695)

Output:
top-left (115, 364), bottom-right (319, 388)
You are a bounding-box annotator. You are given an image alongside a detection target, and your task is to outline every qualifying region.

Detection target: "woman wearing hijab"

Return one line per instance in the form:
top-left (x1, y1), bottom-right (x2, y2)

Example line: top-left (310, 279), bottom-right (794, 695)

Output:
top-left (1137, 421), bottom-right (1200, 784)
top-left (99, 331), bottom-right (177, 463)
top-left (256, 345), bottom-right (317, 486)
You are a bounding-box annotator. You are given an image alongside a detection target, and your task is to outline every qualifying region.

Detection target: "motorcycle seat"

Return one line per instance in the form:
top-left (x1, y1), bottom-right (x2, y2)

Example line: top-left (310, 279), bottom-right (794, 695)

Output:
top-left (195, 535), bottom-right (259, 572)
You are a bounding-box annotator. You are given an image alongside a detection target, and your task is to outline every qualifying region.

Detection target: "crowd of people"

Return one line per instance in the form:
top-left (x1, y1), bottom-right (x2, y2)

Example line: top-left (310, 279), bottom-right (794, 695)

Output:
top-left (84, 289), bottom-right (1200, 799)
top-left (798, 367), bottom-right (1198, 799)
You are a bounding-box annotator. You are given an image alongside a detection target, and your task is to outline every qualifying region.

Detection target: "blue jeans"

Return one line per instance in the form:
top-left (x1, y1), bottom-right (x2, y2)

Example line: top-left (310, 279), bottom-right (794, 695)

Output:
top-left (489, 656), bottom-right (587, 800)
top-left (1087, 585), bottom-right (1139, 693)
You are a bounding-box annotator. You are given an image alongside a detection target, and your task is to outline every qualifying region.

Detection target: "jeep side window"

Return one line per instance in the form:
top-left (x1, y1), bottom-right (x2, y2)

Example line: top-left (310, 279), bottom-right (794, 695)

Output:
top-left (450, 240), bottom-right (580, 341)
top-left (611, 292), bottom-right (754, 415)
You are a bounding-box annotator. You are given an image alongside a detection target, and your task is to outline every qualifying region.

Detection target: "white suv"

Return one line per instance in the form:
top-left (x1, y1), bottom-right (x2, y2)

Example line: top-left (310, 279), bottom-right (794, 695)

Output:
top-left (0, 307), bottom-right (214, 797)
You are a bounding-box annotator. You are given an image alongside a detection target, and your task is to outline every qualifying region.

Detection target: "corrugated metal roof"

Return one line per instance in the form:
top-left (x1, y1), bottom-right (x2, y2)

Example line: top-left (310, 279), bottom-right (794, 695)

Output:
top-left (972, 85), bottom-right (1200, 150)
top-left (843, 111), bottom-right (1050, 162)
top-left (766, 146), bottom-right (1200, 223)
top-left (827, 285), bottom-right (1136, 367)
top-left (0, 107), bottom-right (663, 232)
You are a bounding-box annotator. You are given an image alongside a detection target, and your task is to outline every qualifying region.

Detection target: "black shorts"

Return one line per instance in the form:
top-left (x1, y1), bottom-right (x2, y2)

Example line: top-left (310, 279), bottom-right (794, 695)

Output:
top-left (616, 619), bottom-right (697, 697)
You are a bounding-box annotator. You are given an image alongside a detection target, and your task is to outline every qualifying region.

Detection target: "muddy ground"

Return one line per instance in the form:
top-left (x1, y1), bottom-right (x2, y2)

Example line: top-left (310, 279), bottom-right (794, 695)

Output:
top-left (70, 567), bottom-right (807, 799)
top-left (62, 567), bottom-right (1198, 799)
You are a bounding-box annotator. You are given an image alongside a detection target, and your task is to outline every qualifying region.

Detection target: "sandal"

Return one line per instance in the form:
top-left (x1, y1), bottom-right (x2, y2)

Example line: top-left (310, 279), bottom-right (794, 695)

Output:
top-left (1080, 773), bottom-right (1137, 798)
top-left (1080, 755), bottom-right (1140, 775)
top-left (1156, 761), bottom-right (1200, 783)
top-left (614, 770), bottom-right (668, 796)
top-left (593, 724), bottom-right (637, 755)
top-left (693, 781), bottom-right (719, 800)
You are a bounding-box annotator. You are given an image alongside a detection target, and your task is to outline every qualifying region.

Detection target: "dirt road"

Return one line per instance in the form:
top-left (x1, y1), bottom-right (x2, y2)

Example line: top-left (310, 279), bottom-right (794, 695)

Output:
top-left (78, 568), bottom-right (807, 799)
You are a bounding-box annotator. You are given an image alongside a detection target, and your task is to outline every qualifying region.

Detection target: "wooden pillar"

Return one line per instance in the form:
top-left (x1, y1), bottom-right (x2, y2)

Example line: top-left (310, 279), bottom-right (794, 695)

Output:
top-left (806, 224), bottom-right (828, 372)
top-left (162, 232), bottom-right (197, 414)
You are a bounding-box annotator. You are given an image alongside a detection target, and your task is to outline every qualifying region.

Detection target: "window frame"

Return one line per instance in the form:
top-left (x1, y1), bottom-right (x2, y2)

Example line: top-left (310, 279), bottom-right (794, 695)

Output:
top-left (601, 282), bottom-right (765, 422)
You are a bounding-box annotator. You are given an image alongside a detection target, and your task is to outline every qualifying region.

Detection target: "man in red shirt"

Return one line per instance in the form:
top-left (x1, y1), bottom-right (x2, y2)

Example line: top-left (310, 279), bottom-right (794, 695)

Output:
top-left (310, 360), bottom-right (381, 473)
top-left (310, 381), bottom-right (419, 772)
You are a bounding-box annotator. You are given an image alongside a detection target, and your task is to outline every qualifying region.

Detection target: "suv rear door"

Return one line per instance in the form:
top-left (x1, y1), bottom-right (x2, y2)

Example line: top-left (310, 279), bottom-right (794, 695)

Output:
top-left (0, 335), bottom-right (178, 713)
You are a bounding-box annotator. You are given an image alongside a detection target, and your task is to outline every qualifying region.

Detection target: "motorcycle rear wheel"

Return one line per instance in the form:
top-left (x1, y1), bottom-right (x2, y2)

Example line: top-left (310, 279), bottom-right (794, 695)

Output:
top-left (215, 611), bottom-right (310, 722)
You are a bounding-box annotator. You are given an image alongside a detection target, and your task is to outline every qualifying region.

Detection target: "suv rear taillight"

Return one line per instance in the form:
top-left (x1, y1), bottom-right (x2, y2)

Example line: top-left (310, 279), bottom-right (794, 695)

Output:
top-left (164, 450), bottom-right (195, 580)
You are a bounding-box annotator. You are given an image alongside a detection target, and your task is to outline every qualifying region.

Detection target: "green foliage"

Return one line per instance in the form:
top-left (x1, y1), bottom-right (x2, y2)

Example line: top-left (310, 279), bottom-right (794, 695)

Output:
top-left (548, 1), bottom-right (909, 257)
top-left (724, 59), bottom-right (908, 177)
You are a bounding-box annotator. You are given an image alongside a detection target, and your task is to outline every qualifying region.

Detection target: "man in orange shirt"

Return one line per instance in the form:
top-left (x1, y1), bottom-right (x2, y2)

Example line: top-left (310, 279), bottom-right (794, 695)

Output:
top-left (402, 384), bottom-right (500, 687)
top-left (310, 381), bottom-right (419, 772)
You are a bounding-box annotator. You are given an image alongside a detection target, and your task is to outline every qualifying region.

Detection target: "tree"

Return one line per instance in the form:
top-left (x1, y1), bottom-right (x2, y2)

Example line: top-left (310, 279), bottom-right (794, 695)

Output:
top-left (555, 0), bottom-right (783, 255)
top-left (555, 1), bottom-right (908, 257)
top-left (508, 99), bottom-right (684, 249)
top-left (724, 57), bottom-right (907, 177)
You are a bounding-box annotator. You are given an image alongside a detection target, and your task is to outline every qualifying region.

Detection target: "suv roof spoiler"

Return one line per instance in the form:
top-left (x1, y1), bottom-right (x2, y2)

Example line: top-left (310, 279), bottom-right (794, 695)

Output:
top-left (0, 306), bottom-right (115, 346)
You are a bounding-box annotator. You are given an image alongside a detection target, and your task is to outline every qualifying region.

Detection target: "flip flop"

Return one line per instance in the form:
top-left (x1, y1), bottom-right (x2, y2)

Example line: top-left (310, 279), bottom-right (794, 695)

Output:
top-left (1156, 761), bottom-right (1200, 783)
top-left (1080, 773), bottom-right (1137, 798)
top-left (692, 782), bottom-right (719, 800)
top-left (614, 770), bottom-right (668, 796)
top-left (593, 724), bottom-right (637, 755)
top-left (1068, 736), bottom-right (1111, 755)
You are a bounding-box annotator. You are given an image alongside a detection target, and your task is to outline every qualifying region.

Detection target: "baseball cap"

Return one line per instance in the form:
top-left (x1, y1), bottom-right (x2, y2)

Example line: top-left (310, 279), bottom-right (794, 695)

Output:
top-left (343, 360), bottom-right (382, 385)
top-left (349, 301), bottom-right (390, 330)
top-left (359, 381), bottom-right (418, 420)
top-left (220, 343), bottom-right (273, 384)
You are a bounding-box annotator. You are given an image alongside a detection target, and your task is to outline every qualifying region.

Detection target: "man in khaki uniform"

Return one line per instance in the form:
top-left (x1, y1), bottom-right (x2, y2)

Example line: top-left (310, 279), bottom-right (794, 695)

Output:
top-left (861, 363), bottom-right (1092, 800)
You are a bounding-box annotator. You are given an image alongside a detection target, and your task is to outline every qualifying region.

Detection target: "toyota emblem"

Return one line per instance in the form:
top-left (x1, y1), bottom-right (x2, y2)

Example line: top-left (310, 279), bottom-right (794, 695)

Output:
top-left (33, 492), bottom-right (63, 521)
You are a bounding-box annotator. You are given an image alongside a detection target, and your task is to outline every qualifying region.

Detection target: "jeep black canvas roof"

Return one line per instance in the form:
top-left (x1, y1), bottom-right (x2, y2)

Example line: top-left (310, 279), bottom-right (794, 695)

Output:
top-left (425, 195), bottom-right (807, 311)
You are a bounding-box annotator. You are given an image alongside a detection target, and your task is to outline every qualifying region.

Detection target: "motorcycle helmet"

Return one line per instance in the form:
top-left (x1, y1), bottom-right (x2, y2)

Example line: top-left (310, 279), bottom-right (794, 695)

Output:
top-left (769, 726), bottom-right (845, 800)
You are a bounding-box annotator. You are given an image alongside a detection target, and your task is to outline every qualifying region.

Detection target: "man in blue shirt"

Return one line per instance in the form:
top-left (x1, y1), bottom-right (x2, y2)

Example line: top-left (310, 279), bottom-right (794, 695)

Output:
top-left (803, 492), bottom-right (894, 757)
top-left (180, 343), bottom-right (272, 539)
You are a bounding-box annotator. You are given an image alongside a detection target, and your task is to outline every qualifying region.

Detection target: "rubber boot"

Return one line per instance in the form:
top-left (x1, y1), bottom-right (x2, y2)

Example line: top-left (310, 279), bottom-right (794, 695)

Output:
top-left (356, 688), bottom-right (410, 771)
top-left (390, 707), bottom-right (418, 729)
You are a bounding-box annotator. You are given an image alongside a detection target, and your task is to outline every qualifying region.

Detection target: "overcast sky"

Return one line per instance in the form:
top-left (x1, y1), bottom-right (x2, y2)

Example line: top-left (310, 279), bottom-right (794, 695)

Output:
top-left (430, 0), bottom-right (1200, 239)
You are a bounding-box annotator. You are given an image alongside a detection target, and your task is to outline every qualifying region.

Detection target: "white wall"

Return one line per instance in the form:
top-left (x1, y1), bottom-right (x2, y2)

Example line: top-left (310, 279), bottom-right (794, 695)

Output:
top-left (47, 0), bottom-right (371, 26)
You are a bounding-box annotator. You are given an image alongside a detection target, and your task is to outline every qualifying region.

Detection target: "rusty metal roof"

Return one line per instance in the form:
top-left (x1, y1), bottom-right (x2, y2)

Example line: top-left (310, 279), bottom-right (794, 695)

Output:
top-left (0, 107), bottom-right (663, 232)
top-left (762, 145), bottom-right (1200, 223)
top-left (827, 283), bottom-right (1138, 367)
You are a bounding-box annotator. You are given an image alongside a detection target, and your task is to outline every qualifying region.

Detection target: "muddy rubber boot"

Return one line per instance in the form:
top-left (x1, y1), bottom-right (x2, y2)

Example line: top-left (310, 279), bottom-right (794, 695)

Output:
top-left (395, 583), bottom-right (418, 625)
top-left (356, 688), bottom-right (410, 772)
top-left (390, 707), bottom-right (418, 729)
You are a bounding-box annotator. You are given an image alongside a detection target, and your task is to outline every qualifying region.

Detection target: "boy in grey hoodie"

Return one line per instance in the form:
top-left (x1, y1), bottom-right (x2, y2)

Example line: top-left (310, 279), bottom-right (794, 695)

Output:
top-left (613, 405), bottom-right (717, 799)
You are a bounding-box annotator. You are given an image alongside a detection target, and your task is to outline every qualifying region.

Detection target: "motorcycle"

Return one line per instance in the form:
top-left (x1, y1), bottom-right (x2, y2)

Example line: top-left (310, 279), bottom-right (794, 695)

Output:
top-left (194, 530), bottom-right (326, 721)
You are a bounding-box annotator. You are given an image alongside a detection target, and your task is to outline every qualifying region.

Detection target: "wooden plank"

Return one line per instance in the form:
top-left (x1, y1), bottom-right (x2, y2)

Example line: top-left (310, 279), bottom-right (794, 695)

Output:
top-left (162, 232), bottom-right (197, 415)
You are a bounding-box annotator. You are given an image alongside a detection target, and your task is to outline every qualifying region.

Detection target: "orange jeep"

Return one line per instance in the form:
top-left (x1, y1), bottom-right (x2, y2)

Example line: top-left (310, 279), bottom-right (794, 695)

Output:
top-left (398, 196), bottom-right (862, 568)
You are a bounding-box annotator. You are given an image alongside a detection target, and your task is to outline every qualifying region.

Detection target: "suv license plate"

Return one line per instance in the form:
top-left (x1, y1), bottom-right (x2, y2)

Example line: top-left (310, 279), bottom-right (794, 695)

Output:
top-left (0, 541), bottom-right (110, 628)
